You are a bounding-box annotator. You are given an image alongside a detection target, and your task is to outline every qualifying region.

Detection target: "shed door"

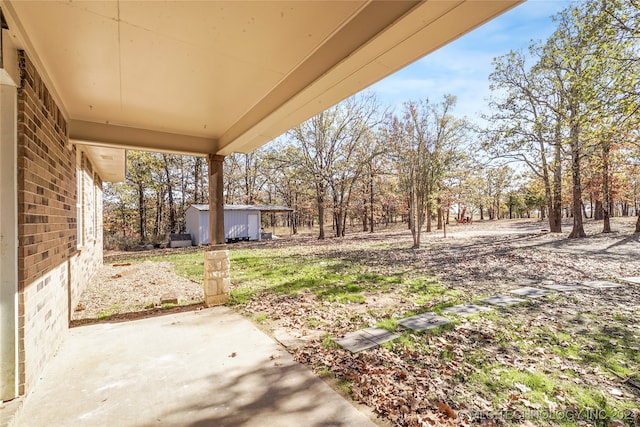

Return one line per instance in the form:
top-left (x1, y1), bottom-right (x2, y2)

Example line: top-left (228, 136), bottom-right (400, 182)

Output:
top-left (247, 213), bottom-right (260, 240)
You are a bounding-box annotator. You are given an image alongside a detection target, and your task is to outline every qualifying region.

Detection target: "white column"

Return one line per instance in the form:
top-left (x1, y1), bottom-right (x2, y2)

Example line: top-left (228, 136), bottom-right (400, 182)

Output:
top-left (0, 67), bottom-right (18, 400)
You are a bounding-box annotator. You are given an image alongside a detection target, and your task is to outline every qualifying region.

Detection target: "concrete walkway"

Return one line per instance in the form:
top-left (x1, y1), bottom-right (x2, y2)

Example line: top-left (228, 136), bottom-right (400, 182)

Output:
top-left (16, 307), bottom-right (376, 427)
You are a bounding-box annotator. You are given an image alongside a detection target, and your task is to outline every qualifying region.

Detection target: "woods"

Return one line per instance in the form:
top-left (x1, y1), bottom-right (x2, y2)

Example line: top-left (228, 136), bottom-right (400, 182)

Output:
top-left (104, 0), bottom-right (639, 248)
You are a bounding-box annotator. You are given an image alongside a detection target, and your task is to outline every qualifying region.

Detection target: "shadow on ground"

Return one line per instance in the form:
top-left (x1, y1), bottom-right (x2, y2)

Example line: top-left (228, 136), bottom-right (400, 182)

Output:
top-left (69, 302), bottom-right (206, 327)
top-left (143, 359), bottom-right (355, 427)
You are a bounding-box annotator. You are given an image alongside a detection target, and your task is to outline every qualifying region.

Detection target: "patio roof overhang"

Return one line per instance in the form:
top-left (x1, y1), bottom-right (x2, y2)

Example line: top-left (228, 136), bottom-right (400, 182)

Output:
top-left (1, 0), bottom-right (521, 165)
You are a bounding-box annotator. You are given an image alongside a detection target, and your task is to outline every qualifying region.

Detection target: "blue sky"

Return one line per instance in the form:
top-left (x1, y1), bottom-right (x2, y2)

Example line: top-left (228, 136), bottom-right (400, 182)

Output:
top-left (370, 0), bottom-right (571, 122)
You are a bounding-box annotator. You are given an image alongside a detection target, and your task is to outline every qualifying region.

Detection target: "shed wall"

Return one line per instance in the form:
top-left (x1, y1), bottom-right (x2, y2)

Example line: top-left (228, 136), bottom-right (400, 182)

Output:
top-left (186, 207), bottom-right (209, 245)
top-left (186, 208), bottom-right (264, 244)
top-left (225, 210), bottom-right (250, 240)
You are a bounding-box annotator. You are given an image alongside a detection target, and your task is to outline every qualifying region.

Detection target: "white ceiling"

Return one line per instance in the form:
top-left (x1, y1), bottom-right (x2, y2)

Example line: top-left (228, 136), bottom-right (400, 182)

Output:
top-left (2, 0), bottom-right (521, 159)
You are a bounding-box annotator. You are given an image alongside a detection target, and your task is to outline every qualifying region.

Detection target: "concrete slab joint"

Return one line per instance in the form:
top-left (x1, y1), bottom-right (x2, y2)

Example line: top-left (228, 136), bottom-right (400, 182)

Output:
top-left (204, 249), bottom-right (230, 307)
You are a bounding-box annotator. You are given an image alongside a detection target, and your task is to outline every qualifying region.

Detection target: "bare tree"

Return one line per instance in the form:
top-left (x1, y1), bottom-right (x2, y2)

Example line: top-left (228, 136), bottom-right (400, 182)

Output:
top-left (288, 93), bottom-right (382, 239)
top-left (387, 95), bottom-right (465, 248)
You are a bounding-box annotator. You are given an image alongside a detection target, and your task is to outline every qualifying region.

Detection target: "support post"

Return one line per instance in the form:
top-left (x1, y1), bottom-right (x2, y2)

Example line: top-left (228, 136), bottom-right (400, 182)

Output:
top-left (204, 154), bottom-right (229, 306)
top-left (207, 154), bottom-right (225, 245)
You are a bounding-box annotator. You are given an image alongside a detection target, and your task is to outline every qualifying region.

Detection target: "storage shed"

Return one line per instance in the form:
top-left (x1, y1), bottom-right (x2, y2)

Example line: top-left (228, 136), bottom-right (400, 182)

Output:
top-left (186, 204), bottom-right (293, 245)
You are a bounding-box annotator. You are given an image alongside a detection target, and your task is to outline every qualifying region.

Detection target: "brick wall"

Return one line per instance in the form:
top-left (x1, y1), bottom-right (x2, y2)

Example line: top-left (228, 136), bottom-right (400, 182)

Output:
top-left (70, 153), bottom-right (103, 312)
top-left (16, 51), bottom-right (104, 395)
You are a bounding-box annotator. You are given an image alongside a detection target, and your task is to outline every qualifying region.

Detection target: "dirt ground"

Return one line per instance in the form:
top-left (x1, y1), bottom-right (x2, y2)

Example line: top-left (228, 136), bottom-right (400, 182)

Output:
top-left (72, 259), bottom-right (204, 322)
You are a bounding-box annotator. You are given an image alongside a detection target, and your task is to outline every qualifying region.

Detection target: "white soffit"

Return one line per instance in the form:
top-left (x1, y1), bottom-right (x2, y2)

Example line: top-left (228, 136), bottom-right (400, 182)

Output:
top-left (78, 145), bottom-right (126, 183)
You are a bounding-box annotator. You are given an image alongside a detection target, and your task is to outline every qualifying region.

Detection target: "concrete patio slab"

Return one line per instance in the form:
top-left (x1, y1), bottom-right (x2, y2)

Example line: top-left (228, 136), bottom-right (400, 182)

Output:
top-left (334, 327), bottom-right (398, 353)
top-left (582, 280), bottom-right (623, 289)
top-left (480, 295), bottom-right (526, 307)
top-left (509, 287), bottom-right (551, 298)
top-left (16, 307), bottom-right (375, 427)
top-left (541, 283), bottom-right (589, 291)
top-left (398, 312), bottom-right (450, 332)
top-left (619, 277), bottom-right (640, 285)
top-left (442, 304), bottom-right (492, 317)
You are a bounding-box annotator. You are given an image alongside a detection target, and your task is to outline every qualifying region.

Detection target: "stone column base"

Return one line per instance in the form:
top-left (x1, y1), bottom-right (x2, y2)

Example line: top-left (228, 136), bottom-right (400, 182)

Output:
top-left (203, 249), bottom-right (230, 307)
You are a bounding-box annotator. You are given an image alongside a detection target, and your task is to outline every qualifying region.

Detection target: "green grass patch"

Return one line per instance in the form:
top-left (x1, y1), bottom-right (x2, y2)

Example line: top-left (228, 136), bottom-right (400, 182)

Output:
top-left (253, 313), bottom-right (268, 323)
top-left (150, 252), bottom-right (204, 284)
top-left (376, 318), bottom-right (399, 332)
top-left (228, 287), bottom-right (257, 305)
top-left (386, 332), bottom-right (419, 351)
top-left (97, 304), bottom-right (122, 319)
top-left (229, 247), bottom-right (441, 305)
top-left (458, 312), bottom-right (640, 425)
top-left (322, 334), bottom-right (340, 349)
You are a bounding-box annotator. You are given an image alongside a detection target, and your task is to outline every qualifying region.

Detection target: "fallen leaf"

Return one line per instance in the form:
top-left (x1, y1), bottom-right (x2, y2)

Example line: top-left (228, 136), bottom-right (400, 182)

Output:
top-left (609, 388), bottom-right (623, 398)
top-left (437, 401), bottom-right (456, 419)
top-left (521, 399), bottom-right (541, 409)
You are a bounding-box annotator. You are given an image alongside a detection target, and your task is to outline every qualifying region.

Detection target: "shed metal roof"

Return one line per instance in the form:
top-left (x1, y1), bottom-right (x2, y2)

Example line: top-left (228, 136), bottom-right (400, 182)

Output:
top-left (191, 204), bottom-right (293, 212)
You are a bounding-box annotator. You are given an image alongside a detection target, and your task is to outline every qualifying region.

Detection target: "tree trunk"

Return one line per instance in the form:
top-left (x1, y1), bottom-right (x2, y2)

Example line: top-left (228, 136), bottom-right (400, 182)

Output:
top-left (409, 204), bottom-right (418, 248)
top-left (120, 205), bottom-right (127, 237)
top-left (407, 195), bottom-right (413, 231)
top-left (317, 190), bottom-right (325, 240)
top-left (542, 159), bottom-right (553, 226)
top-left (369, 175), bottom-right (374, 233)
top-left (548, 145), bottom-right (562, 232)
top-left (436, 197), bottom-right (443, 230)
top-left (362, 205), bottom-right (368, 232)
top-left (163, 155), bottom-right (176, 234)
top-left (636, 213), bottom-right (640, 233)
top-left (567, 113), bottom-right (586, 238)
top-left (442, 211), bottom-right (447, 238)
top-left (194, 157), bottom-right (202, 204)
top-left (602, 140), bottom-right (611, 233)
top-left (154, 191), bottom-right (162, 237)
top-left (137, 182), bottom-right (146, 241)
top-left (333, 206), bottom-right (342, 238)
top-left (594, 200), bottom-right (603, 220)
top-left (340, 205), bottom-right (348, 238)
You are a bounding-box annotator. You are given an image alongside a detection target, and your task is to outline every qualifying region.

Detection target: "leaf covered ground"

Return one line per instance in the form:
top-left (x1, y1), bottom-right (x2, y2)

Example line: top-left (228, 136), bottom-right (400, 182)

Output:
top-left (230, 218), bottom-right (640, 426)
top-left (85, 217), bottom-right (640, 426)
